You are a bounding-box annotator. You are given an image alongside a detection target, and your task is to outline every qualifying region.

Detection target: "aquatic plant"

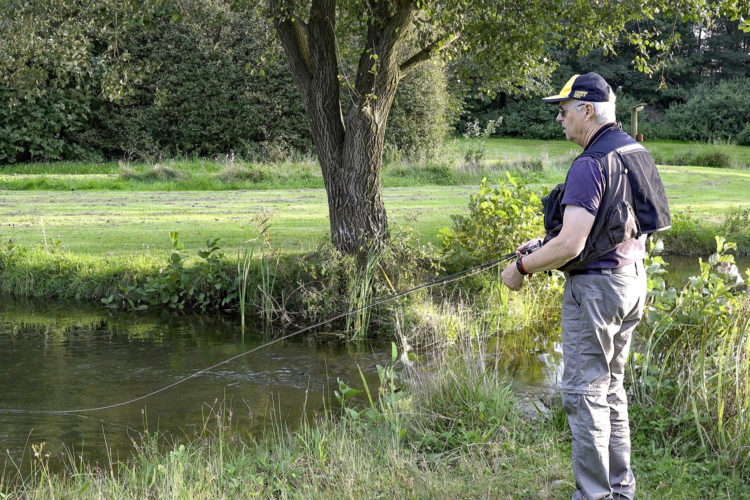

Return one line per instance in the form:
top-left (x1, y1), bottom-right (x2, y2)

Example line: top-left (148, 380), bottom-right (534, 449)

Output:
top-left (109, 232), bottom-right (237, 313)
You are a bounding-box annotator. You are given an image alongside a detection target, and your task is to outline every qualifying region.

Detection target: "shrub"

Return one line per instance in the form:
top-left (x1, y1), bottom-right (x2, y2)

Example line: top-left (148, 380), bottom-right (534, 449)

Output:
top-left (632, 238), bottom-right (750, 470)
top-left (735, 123), bottom-right (750, 146)
top-left (439, 174), bottom-right (544, 271)
top-left (0, 81), bottom-right (94, 163)
top-left (650, 144), bottom-right (736, 168)
top-left (93, 3), bottom-right (311, 160)
top-left (659, 79), bottom-right (750, 144)
top-left (386, 60), bottom-right (452, 160)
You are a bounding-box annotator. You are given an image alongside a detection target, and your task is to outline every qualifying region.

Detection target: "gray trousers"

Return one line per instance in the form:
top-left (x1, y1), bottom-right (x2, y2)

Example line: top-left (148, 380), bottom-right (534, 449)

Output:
top-left (561, 261), bottom-right (646, 500)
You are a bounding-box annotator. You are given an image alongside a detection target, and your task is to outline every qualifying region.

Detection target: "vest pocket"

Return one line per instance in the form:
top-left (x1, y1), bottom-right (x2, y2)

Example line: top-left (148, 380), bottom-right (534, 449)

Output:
top-left (606, 200), bottom-right (640, 247)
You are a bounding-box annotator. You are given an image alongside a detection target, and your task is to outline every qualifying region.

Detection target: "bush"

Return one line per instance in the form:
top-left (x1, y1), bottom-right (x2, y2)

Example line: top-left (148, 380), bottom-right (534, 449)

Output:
top-left (495, 97), bottom-right (561, 139)
top-left (650, 143), bottom-right (736, 168)
top-left (439, 174), bottom-right (544, 271)
top-left (386, 61), bottom-right (452, 160)
top-left (633, 238), bottom-right (750, 470)
top-left (736, 123), bottom-right (750, 146)
top-left (93, 3), bottom-right (311, 160)
top-left (658, 79), bottom-right (750, 144)
top-left (0, 75), bottom-right (94, 163)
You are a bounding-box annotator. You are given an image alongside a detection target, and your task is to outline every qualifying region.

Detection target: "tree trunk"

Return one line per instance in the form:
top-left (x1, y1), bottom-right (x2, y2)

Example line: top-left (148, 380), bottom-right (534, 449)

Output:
top-left (325, 104), bottom-right (391, 254)
top-left (272, 0), bottom-right (415, 256)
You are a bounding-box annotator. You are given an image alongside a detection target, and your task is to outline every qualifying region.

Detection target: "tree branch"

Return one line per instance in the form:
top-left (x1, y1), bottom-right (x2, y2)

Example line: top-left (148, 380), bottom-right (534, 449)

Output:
top-left (271, 0), bottom-right (313, 97)
top-left (354, 0), bottom-right (416, 101)
top-left (399, 32), bottom-right (460, 76)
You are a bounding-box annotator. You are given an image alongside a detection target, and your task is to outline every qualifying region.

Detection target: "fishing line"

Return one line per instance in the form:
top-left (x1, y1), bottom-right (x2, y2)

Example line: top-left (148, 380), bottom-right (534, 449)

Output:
top-left (0, 248), bottom-right (530, 415)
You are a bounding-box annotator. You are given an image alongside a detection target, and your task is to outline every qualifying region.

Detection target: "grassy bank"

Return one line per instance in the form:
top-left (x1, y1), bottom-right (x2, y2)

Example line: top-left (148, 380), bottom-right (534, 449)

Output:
top-left (4, 267), bottom-right (748, 498)
top-left (0, 171), bottom-right (748, 313)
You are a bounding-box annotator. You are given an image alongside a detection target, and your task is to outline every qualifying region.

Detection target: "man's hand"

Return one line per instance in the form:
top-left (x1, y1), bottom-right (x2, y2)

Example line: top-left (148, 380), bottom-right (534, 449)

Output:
top-left (516, 238), bottom-right (543, 255)
top-left (501, 237), bottom-right (541, 292)
top-left (501, 261), bottom-right (525, 291)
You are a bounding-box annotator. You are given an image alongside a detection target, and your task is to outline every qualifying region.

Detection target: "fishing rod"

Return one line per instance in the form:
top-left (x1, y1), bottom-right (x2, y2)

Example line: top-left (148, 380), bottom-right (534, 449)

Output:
top-left (0, 242), bottom-right (541, 415)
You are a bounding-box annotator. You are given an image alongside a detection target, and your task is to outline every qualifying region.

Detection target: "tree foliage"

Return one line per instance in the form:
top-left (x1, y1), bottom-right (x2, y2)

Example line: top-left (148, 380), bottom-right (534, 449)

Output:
top-left (458, 10), bottom-right (749, 141)
top-left (0, 0), bottom-right (452, 162)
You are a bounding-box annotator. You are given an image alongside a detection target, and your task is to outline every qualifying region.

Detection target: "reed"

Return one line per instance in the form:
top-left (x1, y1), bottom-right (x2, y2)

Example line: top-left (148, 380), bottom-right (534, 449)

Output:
top-left (345, 245), bottom-right (384, 340)
top-left (237, 239), bottom-right (255, 331)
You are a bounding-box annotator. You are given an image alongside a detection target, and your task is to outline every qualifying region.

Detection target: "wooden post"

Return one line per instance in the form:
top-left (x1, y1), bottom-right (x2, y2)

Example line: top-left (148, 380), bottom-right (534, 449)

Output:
top-left (630, 104), bottom-right (645, 141)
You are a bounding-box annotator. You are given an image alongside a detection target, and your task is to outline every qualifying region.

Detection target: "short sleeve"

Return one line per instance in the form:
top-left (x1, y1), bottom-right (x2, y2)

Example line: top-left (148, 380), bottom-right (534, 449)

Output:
top-left (561, 156), bottom-right (605, 217)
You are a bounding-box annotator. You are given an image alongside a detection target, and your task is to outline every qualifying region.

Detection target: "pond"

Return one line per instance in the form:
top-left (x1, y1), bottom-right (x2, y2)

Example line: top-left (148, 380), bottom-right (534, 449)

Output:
top-left (0, 302), bottom-right (396, 473)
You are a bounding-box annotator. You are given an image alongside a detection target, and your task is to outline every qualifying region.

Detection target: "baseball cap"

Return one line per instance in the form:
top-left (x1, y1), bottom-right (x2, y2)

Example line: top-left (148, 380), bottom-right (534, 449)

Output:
top-left (542, 72), bottom-right (614, 103)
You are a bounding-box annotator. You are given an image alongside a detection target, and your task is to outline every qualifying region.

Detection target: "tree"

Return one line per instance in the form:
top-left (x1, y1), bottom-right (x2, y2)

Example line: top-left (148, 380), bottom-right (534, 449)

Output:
top-left (267, 0), bottom-right (749, 255)
top-left (2, 0), bottom-right (748, 254)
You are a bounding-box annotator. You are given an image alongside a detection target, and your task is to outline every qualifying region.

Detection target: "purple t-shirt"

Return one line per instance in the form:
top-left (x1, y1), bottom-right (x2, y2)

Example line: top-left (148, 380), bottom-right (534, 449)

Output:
top-left (562, 155), bottom-right (646, 269)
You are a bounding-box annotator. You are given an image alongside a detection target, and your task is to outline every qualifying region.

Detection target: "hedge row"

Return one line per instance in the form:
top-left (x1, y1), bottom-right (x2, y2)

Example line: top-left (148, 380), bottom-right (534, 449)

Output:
top-left (459, 78), bottom-right (750, 145)
top-left (0, 2), bottom-right (450, 164)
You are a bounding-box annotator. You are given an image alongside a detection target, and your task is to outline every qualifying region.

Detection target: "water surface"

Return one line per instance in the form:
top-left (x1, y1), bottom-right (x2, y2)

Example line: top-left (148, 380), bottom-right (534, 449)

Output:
top-left (0, 303), bottom-right (391, 471)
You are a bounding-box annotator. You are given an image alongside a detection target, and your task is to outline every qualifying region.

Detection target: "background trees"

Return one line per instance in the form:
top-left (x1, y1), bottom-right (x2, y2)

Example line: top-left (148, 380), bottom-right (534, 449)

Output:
top-left (461, 14), bottom-right (750, 143)
top-left (1, 0), bottom-right (748, 253)
top-left (0, 0), bottom-right (449, 163)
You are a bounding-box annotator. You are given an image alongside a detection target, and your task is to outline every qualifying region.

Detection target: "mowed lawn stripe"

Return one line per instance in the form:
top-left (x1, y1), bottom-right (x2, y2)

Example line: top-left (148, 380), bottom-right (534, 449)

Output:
top-left (2, 163), bottom-right (748, 257)
top-left (1, 187), bottom-right (476, 256)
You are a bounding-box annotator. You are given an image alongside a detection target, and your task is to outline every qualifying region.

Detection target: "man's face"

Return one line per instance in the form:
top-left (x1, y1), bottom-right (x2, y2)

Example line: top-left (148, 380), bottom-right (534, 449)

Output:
top-left (556, 100), bottom-right (589, 146)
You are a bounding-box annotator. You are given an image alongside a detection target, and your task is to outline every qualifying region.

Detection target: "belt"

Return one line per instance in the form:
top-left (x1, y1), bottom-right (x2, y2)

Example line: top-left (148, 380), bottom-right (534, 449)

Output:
top-left (567, 262), bottom-right (639, 277)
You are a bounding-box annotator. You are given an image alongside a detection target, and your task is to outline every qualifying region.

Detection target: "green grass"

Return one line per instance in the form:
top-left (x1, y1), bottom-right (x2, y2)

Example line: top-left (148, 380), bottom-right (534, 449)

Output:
top-left (0, 187), bottom-right (476, 256)
top-left (2, 162), bottom-right (748, 257)
top-left (3, 138), bottom-right (748, 192)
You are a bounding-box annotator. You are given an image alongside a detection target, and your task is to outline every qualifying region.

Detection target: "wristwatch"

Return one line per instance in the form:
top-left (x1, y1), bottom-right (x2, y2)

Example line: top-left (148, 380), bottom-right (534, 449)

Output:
top-left (516, 257), bottom-right (529, 276)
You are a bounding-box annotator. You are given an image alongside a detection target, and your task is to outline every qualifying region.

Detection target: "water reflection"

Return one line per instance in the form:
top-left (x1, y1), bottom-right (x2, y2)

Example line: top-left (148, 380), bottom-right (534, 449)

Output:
top-left (0, 303), bottom-right (391, 472)
top-left (663, 255), bottom-right (750, 287)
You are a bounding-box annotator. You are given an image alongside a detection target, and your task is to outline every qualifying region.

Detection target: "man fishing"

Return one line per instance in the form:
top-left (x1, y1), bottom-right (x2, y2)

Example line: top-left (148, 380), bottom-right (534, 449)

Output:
top-left (501, 72), bottom-right (670, 500)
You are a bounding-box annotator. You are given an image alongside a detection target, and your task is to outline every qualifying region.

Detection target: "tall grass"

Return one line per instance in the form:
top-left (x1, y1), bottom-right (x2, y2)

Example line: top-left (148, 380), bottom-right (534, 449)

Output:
top-left (344, 246), bottom-right (385, 340)
top-left (631, 238), bottom-right (750, 474)
top-left (237, 239), bottom-right (255, 331)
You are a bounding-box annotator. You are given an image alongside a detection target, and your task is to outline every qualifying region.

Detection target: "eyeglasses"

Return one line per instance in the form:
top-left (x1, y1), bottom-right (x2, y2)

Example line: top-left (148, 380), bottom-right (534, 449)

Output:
top-left (557, 103), bottom-right (586, 118)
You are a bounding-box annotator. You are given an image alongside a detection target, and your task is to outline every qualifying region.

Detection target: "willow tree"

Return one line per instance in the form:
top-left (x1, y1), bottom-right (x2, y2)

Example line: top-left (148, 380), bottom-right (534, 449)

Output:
top-left (268, 0), bottom-right (749, 254)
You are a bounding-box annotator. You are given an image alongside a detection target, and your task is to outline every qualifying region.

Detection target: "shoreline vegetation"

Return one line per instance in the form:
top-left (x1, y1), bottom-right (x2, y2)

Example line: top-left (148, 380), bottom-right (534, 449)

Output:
top-left (2, 137), bottom-right (749, 497)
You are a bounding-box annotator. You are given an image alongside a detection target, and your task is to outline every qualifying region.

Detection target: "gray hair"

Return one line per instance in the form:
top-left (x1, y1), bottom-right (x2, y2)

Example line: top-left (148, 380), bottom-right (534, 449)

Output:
top-left (591, 91), bottom-right (617, 124)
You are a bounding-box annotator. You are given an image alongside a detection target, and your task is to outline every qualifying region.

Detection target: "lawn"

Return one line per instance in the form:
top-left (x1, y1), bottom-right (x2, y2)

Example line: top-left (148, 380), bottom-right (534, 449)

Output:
top-left (0, 187), bottom-right (476, 255)
top-left (2, 138), bottom-right (749, 256)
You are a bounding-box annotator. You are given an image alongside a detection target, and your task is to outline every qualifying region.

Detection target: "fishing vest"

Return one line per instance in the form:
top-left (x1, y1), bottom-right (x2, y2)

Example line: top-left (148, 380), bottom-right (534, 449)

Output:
top-left (542, 125), bottom-right (671, 272)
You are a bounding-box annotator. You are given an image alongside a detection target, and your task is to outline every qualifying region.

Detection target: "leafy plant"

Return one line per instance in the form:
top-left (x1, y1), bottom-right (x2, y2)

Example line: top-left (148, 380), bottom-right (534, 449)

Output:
top-left (0, 236), bottom-right (20, 270)
top-left (631, 237), bottom-right (750, 470)
top-left (335, 342), bottom-right (412, 438)
top-left (462, 118), bottom-right (499, 167)
top-left (439, 173), bottom-right (543, 271)
top-left (106, 232), bottom-right (236, 313)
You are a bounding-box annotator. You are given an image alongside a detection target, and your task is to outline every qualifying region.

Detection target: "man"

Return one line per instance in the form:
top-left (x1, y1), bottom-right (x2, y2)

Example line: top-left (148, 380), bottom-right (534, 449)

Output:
top-left (501, 72), bottom-right (670, 500)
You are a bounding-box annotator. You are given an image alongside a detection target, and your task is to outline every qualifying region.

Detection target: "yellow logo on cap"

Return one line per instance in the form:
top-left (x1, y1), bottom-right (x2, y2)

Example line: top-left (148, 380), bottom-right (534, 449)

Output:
top-left (573, 90), bottom-right (588, 98)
